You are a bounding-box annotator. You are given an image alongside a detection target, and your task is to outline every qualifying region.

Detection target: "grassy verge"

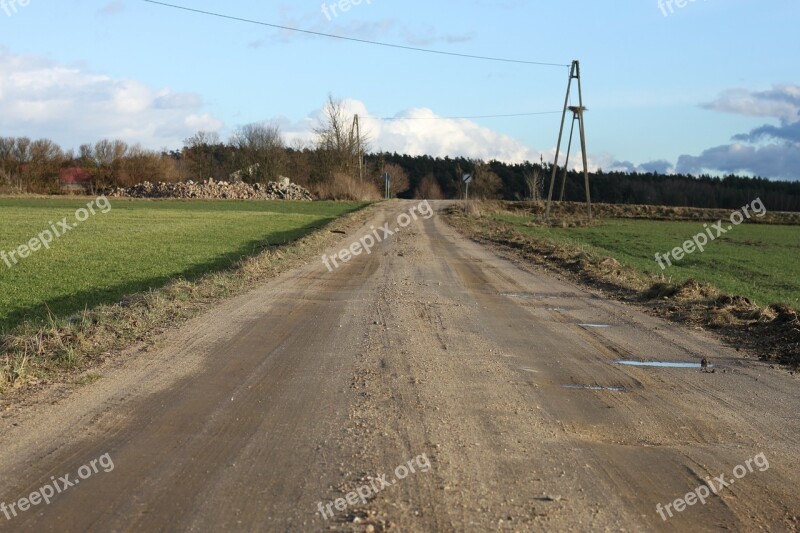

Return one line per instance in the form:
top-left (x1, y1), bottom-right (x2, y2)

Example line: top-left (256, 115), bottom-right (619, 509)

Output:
top-left (445, 202), bottom-right (799, 367)
top-left (0, 199), bottom-right (373, 393)
top-left (0, 198), bottom-right (366, 332)
top-left (490, 214), bottom-right (800, 308)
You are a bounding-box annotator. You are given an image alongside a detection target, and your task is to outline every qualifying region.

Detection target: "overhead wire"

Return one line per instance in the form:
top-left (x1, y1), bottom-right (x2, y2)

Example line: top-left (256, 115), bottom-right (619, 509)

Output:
top-left (365, 111), bottom-right (562, 121)
top-left (141, 0), bottom-right (570, 142)
top-left (142, 1), bottom-right (570, 68)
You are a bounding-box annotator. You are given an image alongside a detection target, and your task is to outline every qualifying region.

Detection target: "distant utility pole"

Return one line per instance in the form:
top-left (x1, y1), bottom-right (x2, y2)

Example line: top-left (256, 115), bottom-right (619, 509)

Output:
top-left (546, 60), bottom-right (591, 221)
top-left (353, 114), bottom-right (363, 183)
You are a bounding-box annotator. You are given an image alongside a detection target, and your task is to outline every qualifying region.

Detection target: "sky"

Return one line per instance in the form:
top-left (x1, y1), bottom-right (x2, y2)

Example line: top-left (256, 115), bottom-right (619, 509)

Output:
top-left (0, 0), bottom-right (798, 180)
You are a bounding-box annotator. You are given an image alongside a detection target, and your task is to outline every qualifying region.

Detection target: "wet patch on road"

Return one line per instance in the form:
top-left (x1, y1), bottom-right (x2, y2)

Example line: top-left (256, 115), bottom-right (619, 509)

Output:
top-left (562, 384), bottom-right (627, 392)
top-left (499, 292), bottom-right (560, 300)
top-left (616, 360), bottom-right (713, 369)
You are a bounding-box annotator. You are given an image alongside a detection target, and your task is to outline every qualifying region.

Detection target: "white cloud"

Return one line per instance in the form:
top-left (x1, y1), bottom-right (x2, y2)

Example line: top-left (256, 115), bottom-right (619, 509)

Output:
top-left (702, 85), bottom-right (800, 123)
top-left (273, 98), bottom-right (548, 164)
top-left (268, 99), bottom-right (644, 173)
top-left (676, 142), bottom-right (800, 180)
top-left (0, 49), bottom-right (224, 149)
top-left (678, 85), bottom-right (800, 180)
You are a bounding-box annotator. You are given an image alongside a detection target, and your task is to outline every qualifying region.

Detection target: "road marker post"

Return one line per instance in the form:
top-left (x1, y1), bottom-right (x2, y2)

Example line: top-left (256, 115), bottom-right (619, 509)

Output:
top-left (463, 173), bottom-right (473, 200)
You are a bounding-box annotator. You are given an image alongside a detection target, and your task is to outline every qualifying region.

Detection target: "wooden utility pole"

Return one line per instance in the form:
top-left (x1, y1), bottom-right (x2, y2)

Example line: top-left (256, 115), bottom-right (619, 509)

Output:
top-left (546, 60), bottom-right (591, 220)
top-left (558, 107), bottom-right (583, 201)
top-left (353, 114), bottom-right (363, 183)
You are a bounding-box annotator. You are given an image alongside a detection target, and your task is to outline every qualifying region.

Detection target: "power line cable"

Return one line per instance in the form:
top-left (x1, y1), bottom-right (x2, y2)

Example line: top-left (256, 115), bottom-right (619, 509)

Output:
top-left (142, 1), bottom-right (570, 68)
top-left (368, 111), bottom-right (562, 121)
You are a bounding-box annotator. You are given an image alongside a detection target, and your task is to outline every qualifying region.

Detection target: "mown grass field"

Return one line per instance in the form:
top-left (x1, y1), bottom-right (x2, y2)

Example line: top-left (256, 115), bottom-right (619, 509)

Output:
top-left (0, 198), bottom-right (366, 332)
top-left (492, 213), bottom-right (800, 308)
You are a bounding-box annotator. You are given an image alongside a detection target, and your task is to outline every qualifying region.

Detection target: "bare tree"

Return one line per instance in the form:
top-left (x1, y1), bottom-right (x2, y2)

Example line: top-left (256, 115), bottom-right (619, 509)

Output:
top-left (524, 166), bottom-right (544, 201)
top-left (470, 162), bottom-right (503, 200)
top-left (184, 131), bottom-right (221, 148)
top-left (0, 137), bottom-right (64, 192)
top-left (183, 131), bottom-right (222, 180)
top-left (0, 137), bottom-right (14, 165)
top-left (415, 173), bottom-right (445, 200)
top-left (93, 139), bottom-right (128, 168)
top-left (229, 123), bottom-right (284, 182)
top-left (12, 137), bottom-right (32, 167)
top-left (0, 137), bottom-right (16, 187)
top-left (78, 144), bottom-right (93, 164)
top-left (289, 138), bottom-right (308, 151)
top-left (313, 95), bottom-right (369, 180)
top-left (28, 139), bottom-right (65, 191)
top-left (121, 145), bottom-right (182, 186)
top-left (285, 142), bottom-right (314, 187)
top-left (383, 163), bottom-right (410, 197)
top-left (92, 139), bottom-right (128, 190)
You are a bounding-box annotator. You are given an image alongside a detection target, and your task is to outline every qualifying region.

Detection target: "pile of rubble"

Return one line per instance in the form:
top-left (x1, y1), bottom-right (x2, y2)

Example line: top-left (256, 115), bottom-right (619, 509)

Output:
top-left (108, 177), bottom-right (313, 201)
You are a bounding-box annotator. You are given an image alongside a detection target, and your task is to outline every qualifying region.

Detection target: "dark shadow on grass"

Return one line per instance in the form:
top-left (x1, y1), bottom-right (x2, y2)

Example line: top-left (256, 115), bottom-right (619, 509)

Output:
top-left (0, 219), bottom-right (336, 333)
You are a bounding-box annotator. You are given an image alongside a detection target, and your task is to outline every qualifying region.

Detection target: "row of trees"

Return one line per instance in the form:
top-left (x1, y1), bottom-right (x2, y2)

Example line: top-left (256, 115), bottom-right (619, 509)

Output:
top-left (374, 153), bottom-right (800, 211)
top-left (0, 137), bottom-right (181, 193)
top-left (3, 96), bottom-right (799, 208)
top-left (0, 97), bottom-right (381, 199)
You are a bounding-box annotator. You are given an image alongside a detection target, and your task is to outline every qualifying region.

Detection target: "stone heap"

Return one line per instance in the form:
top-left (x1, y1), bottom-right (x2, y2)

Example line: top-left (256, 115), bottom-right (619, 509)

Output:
top-left (108, 177), bottom-right (313, 201)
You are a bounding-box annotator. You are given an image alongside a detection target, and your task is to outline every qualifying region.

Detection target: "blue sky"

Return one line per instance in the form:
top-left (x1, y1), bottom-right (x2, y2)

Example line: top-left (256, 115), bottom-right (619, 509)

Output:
top-left (1, 0), bottom-right (798, 179)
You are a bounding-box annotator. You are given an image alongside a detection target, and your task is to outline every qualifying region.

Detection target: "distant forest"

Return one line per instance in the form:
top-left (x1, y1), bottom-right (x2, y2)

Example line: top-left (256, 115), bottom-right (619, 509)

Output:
top-left (373, 153), bottom-right (800, 212)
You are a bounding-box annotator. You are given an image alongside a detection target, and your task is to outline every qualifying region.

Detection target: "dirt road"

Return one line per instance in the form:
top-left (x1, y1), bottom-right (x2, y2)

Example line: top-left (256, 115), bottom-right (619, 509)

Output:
top-left (1, 201), bottom-right (798, 532)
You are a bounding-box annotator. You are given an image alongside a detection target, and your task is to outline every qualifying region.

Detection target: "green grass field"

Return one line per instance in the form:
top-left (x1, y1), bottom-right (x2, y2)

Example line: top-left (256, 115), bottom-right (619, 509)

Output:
top-left (0, 198), bottom-right (366, 332)
top-left (493, 213), bottom-right (800, 308)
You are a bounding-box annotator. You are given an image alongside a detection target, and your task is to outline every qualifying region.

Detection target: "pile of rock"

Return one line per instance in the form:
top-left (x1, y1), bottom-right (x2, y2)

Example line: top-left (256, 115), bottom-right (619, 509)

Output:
top-left (108, 177), bottom-right (313, 201)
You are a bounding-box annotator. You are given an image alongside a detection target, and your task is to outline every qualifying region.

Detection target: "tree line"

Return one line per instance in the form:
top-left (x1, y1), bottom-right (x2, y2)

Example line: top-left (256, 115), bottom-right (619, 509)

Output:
top-left (2, 96), bottom-right (799, 209)
top-left (372, 153), bottom-right (800, 212)
top-left (0, 97), bottom-right (382, 199)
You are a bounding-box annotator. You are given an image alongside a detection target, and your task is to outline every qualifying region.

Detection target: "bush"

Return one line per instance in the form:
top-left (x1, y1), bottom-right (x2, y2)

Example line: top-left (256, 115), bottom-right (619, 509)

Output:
top-left (312, 172), bottom-right (381, 201)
